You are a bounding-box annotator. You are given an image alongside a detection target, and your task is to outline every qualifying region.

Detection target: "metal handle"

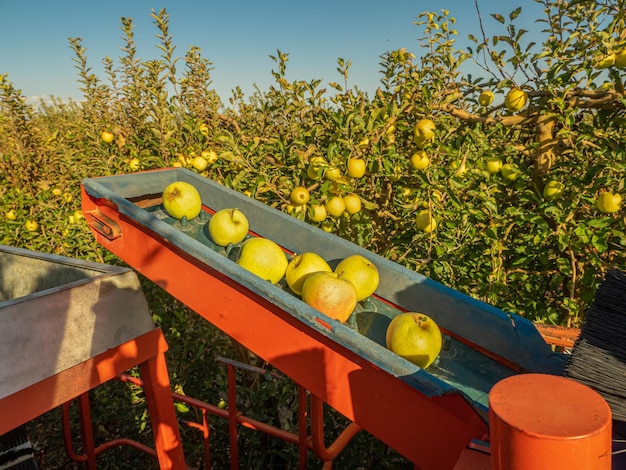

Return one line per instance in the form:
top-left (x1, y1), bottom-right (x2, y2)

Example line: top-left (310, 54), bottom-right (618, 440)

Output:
top-left (87, 210), bottom-right (122, 240)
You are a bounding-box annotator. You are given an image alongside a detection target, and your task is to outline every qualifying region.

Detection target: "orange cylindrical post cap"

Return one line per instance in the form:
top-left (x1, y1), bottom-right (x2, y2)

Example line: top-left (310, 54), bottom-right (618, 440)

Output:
top-left (489, 373), bottom-right (612, 470)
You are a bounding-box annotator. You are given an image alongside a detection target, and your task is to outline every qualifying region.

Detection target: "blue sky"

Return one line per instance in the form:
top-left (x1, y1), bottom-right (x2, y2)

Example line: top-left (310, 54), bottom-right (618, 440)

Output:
top-left (0, 1), bottom-right (544, 105)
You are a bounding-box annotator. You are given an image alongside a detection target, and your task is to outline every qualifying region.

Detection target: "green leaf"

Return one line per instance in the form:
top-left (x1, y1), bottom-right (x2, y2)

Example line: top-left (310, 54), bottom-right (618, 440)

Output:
top-left (509, 7), bottom-right (522, 21)
top-left (175, 402), bottom-right (190, 413)
top-left (491, 13), bottom-right (505, 24)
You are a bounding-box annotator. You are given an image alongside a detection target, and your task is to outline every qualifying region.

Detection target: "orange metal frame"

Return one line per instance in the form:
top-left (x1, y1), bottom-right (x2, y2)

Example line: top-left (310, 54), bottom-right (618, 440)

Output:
top-left (64, 356), bottom-right (363, 469)
top-left (533, 323), bottom-right (580, 350)
top-left (60, 338), bottom-right (581, 470)
top-left (0, 328), bottom-right (186, 470)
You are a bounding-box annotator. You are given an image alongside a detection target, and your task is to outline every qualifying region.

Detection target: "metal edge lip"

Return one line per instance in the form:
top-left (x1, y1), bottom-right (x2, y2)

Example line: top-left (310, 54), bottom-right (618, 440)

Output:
top-left (0, 244), bottom-right (136, 308)
top-left (0, 244), bottom-right (131, 275)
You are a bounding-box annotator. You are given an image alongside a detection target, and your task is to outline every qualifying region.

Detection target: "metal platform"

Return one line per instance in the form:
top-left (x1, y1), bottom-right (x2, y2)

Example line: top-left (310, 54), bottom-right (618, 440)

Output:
top-left (0, 245), bottom-right (186, 469)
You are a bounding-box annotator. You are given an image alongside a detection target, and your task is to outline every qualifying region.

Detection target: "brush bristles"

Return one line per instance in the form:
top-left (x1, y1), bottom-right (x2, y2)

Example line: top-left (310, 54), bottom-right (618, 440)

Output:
top-left (563, 269), bottom-right (626, 421)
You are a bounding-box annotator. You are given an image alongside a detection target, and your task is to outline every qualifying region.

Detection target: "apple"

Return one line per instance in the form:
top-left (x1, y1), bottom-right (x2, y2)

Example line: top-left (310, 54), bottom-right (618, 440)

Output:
top-left (386, 312), bottom-right (443, 369)
top-left (416, 210), bottom-right (437, 233)
top-left (325, 196), bottom-right (346, 218)
top-left (342, 194), bottom-right (362, 215)
top-left (5, 209), bottom-right (16, 221)
top-left (504, 88), bottom-right (528, 112)
top-left (301, 271), bottom-right (357, 323)
top-left (486, 158), bottom-right (502, 174)
top-left (25, 220), bottom-right (38, 232)
top-left (309, 204), bottom-right (327, 222)
top-left (162, 181), bottom-right (202, 220)
top-left (285, 252), bottom-right (332, 296)
top-left (414, 118), bottom-right (436, 149)
top-left (201, 150), bottom-right (219, 164)
top-left (614, 49), bottom-right (626, 69)
top-left (192, 155), bottom-right (208, 171)
top-left (321, 220), bottom-right (334, 233)
top-left (129, 157), bottom-right (141, 171)
top-left (177, 154), bottom-right (190, 166)
top-left (347, 158), bottom-right (366, 178)
top-left (101, 131), bottom-right (114, 143)
top-left (237, 237), bottom-right (288, 284)
top-left (286, 203), bottom-right (305, 215)
top-left (478, 90), bottom-right (494, 106)
top-left (307, 156), bottom-right (327, 180)
top-left (595, 53), bottom-right (616, 70)
top-left (208, 208), bottom-right (249, 246)
top-left (596, 191), bottom-right (622, 213)
top-left (501, 163), bottom-right (520, 181)
top-left (325, 167), bottom-right (341, 181)
top-left (410, 150), bottom-right (430, 171)
top-left (290, 186), bottom-right (310, 206)
top-left (543, 180), bottom-right (564, 200)
top-left (334, 254), bottom-right (379, 302)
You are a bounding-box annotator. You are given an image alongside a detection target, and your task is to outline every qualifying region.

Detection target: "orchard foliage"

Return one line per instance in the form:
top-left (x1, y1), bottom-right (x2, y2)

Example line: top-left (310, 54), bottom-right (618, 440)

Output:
top-left (2, 3), bottom-right (626, 327)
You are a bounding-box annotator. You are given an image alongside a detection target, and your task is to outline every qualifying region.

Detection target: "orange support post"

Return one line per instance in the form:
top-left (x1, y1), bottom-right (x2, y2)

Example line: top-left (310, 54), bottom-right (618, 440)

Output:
top-left (489, 373), bottom-right (612, 470)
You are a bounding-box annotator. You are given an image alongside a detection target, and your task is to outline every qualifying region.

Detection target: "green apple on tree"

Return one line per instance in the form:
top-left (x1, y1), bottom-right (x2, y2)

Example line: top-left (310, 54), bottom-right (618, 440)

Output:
top-left (347, 158), bottom-right (366, 178)
top-left (301, 271), bottom-right (357, 323)
top-left (342, 194), bottom-right (362, 215)
top-left (285, 252), bottom-right (332, 296)
top-left (25, 220), bottom-right (38, 232)
top-left (290, 187), bottom-right (310, 206)
top-left (501, 163), bottom-right (520, 181)
top-left (386, 312), bottom-right (443, 368)
top-left (410, 150), bottom-right (430, 171)
top-left (192, 155), bottom-right (208, 172)
top-left (162, 181), bottom-right (202, 220)
top-left (325, 196), bottom-right (346, 218)
top-left (594, 53), bottom-right (616, 69)
top-left (504, 88), bottom-right (528, 112)
top-left (321, 220), bottom-right (334, 233)
top-left (486, 158), bottom-right (502, 174)
top-left (543, 180), bottom-right (564, 200)
top-left (614, 49), bottom-right (626, 69)
top-left (101, 130), bottom-right (114, 143)
top-left (596, 190), bottom-right (622, 213)
top-left (334, 254), bottom-right (379, 302)
top-left (129, 157), bottom-right (141, 171)
top-left (478, 90), bottom-right (494, 106)
top-left (309, 204), bottom-right (327, 222)
top-left (236, 237), bottom-right (288, 284)
top-left (416, 210), bottom-right (437, 233)
top-left (325, 167), bottom-right (341, 181)
top-left (307, 156), bottom-right (327, 180)
top-left (413, 118), bottom-right (436, 149)
top-left (201, 150), bottom-right (218, 164)
top-left (208, 208), bottom-right (249, 246)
